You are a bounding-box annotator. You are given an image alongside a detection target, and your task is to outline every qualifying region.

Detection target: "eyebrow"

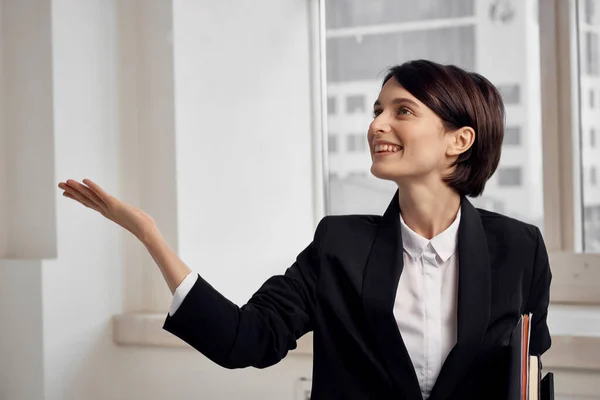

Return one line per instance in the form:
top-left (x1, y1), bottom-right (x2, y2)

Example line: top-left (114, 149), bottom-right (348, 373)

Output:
top-left (373, 97), bottom-right (420, 109)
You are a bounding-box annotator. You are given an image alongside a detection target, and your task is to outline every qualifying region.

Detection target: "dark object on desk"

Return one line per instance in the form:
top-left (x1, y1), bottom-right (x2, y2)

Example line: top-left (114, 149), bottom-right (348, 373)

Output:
top-left (541, 372), bottom-right (555, 400)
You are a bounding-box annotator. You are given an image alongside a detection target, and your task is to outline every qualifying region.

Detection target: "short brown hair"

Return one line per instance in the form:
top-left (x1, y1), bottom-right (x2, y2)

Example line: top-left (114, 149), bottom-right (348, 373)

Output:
top-left (383, 60), bottom-right (505, 197)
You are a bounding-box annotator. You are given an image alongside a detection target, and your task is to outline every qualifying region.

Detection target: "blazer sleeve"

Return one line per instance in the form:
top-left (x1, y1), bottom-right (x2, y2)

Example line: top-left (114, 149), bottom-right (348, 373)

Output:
top-left (162, 217), bottom-right (329, 369)
top-left (525, 227), bottom-right (552, 356)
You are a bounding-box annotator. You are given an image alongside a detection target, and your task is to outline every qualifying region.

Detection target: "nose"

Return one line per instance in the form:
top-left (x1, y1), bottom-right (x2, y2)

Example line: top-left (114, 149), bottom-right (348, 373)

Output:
top-left (370, 113), bottom-right (392, 135)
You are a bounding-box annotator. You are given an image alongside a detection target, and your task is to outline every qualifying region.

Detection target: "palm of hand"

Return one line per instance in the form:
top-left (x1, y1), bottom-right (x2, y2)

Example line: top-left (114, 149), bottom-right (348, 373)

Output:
top-left (57, 179), bottom-right (156, 239)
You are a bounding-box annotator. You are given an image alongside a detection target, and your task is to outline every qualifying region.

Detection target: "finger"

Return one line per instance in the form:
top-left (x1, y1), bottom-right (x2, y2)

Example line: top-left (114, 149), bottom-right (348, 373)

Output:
top-left (66, 179), bottom-right (106, 210)
top-left (62, 190), bottom-right (102, 213)
top-left (82, 179), bottom-right (112, 203)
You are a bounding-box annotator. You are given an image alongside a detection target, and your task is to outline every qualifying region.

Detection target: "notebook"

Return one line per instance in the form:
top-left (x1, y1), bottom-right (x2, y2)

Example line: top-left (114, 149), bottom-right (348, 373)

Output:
top-left (508, 314), bottom-right (554, 400)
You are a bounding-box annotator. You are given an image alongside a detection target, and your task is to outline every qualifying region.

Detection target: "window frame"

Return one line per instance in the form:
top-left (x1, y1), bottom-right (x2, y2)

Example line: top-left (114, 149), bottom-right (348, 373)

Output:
top-left (313, 0), bottom-right (600, 304)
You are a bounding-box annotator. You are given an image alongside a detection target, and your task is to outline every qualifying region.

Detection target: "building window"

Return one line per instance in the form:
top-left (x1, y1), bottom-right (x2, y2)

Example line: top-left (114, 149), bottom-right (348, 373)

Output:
top-left (347, 134), bottom-right (367, 152)
top-left (496, 84), bottom-right (521, 104)
top-left (329, 134), bottom-right (338, 153)
top-left (356, 134), bottom-right (367, 151)
top-left (591, 89), bottom-right (596, 109)
top-left (592, 127), bottom-right (597, 148)
top-left (585, 0), bottom-right (597, 25)
top-left (325, 0), bottom-right (474, 28)
top-left (327, 96), bottom-right (337, 115)
top-left (346, 95), bottom-right (366, 114)
top-left (347, 135), bottom-right (356, 152)
top-left (592, 167), bottom-right (598, 186)
top-left (326, 27), bottom-right (475, 83)
top-left (503, 126), bottom-right (521, 145)
top-left (585, 32), bottom-right (599, 75)
top-left (497, 167), bottom-right (522, 187)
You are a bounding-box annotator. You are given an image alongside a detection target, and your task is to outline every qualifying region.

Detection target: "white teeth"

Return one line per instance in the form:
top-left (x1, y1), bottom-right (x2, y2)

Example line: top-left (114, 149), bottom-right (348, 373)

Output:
top-left (374, 144), bottom-right (402, 153)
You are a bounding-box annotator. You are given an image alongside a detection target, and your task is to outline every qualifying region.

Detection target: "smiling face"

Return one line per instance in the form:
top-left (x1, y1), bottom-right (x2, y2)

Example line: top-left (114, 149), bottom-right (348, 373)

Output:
top-left (368, 77), bottom-right (457, 186)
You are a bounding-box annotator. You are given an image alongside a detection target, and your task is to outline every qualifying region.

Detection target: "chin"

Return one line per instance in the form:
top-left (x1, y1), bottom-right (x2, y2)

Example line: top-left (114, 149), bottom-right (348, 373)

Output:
top-left (370, 163), bottom-right (403, 182)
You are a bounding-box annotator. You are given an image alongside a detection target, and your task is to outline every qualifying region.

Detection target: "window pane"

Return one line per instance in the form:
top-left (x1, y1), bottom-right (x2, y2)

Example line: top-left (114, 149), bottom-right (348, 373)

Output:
top-left (497, 167), bottom-right (523, 187)
top-left (329, 134), bottom-right (338, 153)
top-left (325, 0), bottom-right (474, 29)
top-left (585, 0), bottom-right (596, 25)
top-left (346, 94), bottom-right (366, 113)
top-left (504, 127), bottom-right (521, 146)
top-left (579, 1), bottom-right (600, 251)
top-left (324, 0), bottom-right (544, 229)
top-left (327, 96), bottom-right (337, 115)
top-left (497, 84), bottom-right (521, 105)
top-left (585, 32), bottom-right (599, 75)
top-left (347, 135), bottom-right (355, 152)
top-left (327, 27), bottom-right (475, 83)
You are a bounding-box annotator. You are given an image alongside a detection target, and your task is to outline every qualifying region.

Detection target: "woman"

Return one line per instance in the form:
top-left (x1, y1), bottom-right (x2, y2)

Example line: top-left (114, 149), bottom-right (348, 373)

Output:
top-left (58, 60), bottom-right (551, 400)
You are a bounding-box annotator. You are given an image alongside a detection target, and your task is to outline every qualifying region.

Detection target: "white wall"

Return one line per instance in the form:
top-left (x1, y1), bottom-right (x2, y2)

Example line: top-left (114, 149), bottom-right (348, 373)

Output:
top-left (0, 0), bottom-right (316, 399)
top-left (118, 0), bottom-right (180, 312)
top-left (1, 0), bottom-right (56, 259)
top-left (44, 0), bottom-right (124, 398)
top-left (171, 0), bottom-right (316, 307)
top-left (0, 260), bottom-right (45, 400)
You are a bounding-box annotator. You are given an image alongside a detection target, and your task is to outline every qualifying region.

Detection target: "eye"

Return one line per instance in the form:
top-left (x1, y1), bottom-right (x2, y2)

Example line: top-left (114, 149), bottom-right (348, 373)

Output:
top-left (397, 107), bottom-right (412, 116)
top-left (372, 109), bottom-right (382, 118)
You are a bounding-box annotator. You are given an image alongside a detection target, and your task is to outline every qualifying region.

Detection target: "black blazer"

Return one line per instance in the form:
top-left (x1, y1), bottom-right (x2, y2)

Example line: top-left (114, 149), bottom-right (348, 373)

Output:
top-left (163, 192), bottom-right (552, 400)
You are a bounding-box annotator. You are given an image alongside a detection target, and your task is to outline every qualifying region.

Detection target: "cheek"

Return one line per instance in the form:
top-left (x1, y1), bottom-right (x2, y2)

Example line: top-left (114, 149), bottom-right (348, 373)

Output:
top-left (405, 132), bottom-right (445, 162)
top-left (366, 124), bottom-right (375, 139)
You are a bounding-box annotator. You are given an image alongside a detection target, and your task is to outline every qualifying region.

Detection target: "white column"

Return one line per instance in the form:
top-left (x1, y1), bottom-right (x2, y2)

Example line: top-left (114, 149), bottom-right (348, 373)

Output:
top-left (1, 0), bottom-right (56, 259)
top-left (117, 0), bottom-right (178, 312)
top-left (0, 1), bottom-right (54, 398)
top-left (169, 0), bottom-right (317, 307)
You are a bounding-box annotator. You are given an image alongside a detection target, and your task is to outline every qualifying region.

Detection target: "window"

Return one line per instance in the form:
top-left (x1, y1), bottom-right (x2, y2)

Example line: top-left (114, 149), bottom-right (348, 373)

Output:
top-left (496, 84), bottom-right (521, 105)
top-left (323, 0), bottom-right (543, 227)
top-left (346, 95), bottom-right (366, 114)
top-left (504, 127), bottom-right (521, 146)
top-left (346, 134), bottom-right (367, 152)
top-left (346, 135), bottom-right (356, 152)
top-left (580, 1), bottom-right (600, 251)
top-left (585, 32), bottom-right (599, 75)
top-left (356, 134), bottom-right (367, 151)
top-left (497, 167), bottom-right (523, 187)
top-left (585, 0), bottom-right (597, 24)
top-left (327, 96), bottom-right (337, 115)
top-left (591, 88), bottom-right (596, 108)
top-left (326, 27), bottom-right (475, 83)
top-left (325, 0), bottom-right (474, 28)
top-left (329, 134), bottom-right (339, 153)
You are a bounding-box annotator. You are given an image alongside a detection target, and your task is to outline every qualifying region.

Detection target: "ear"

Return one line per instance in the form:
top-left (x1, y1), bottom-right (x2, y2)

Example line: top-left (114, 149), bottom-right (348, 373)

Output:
top-left (446, 126), bottom-right (475, 157)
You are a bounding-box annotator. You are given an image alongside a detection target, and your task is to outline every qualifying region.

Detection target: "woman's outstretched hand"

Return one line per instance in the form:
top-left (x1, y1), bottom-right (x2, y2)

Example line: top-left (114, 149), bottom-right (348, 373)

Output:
top-left (58, 179), bottom-right (157, 242)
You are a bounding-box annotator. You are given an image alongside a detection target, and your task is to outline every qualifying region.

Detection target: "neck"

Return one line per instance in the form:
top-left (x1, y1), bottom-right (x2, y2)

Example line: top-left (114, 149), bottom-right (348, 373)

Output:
top-left (397, 182), bottom-right (461, 240)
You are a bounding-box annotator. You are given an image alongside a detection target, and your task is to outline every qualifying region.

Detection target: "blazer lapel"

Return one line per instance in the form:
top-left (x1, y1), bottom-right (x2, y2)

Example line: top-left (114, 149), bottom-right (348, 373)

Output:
top-left (428, 196), bottom-right (492, 400)
top-left (362, 190), bottom-right (422, 400)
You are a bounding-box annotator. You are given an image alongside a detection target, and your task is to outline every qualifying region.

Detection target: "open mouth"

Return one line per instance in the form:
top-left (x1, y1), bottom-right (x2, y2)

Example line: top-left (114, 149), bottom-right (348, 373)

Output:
top-left (374, 143), bottom-right (403, 154)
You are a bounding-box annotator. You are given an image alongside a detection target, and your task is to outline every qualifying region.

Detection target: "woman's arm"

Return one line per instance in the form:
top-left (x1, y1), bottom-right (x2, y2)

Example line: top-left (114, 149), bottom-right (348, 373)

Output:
top-left (526, 227), bottom-right (552, 356)
top-left (58, 179), bottom-right (190, 293)
top-left (58, 178), bottom-right (327, 368)
top-left (162, 219), bottom-right (327, 369)
top-left (141, 229), bottom-right (192, 294)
